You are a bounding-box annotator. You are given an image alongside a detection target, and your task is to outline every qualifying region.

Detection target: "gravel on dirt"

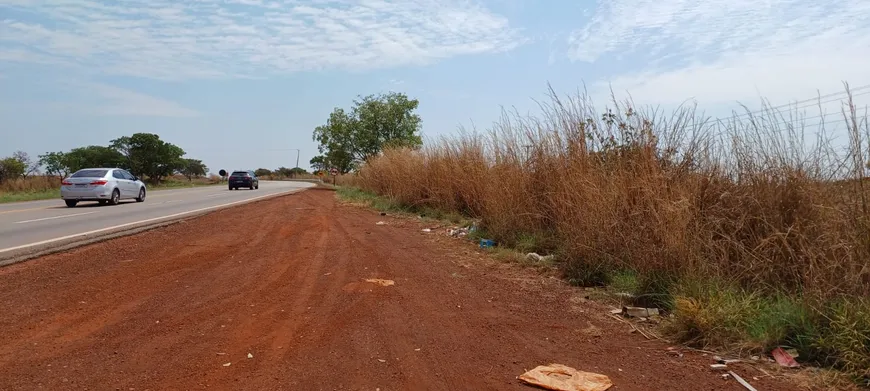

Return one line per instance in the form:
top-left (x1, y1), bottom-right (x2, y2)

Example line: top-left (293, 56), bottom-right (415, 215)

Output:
top-left (0, 188), bottom-right (793, 390)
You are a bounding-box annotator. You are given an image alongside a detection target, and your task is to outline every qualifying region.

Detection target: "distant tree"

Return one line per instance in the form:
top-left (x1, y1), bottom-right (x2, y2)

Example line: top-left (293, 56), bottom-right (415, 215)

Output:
top-left (312, 91), bottom-right (422, 174)
top-left (110, 133), bottom-right (185, 185)
top-left (254, 168), bottom-right (273, 177)
top-left (179, 158), bottom-right (208, 181)
top-left (289, 167), bottom-right (308, 176)
top-left (62, 146), bottom-right (126, 173)
top-left (309, 155), bottom-right (327, 173)
top-left (273, 167), bottom-right (292, 177)
top-left (11, 151), bottom-right (39, 178)
top-left (38, 151), bottom-right (69, 177)
top-left (0, 156), bottom-right (26, 184)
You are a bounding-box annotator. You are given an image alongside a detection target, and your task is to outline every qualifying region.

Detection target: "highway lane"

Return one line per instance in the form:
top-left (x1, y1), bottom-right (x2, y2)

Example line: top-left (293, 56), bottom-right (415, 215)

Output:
top-left (0, 180), bottom-right (314, 255)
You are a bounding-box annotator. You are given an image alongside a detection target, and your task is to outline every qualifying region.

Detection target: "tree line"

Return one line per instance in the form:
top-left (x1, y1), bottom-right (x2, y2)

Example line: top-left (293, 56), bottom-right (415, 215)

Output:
top-left (0, 133), bottom-right (208, 185)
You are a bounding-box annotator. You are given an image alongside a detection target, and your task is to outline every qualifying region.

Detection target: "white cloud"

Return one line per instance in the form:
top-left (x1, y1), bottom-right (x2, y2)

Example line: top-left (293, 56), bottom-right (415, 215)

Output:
top-left (0, 0), bottom-right (523, 80)
top-left (568, 0), bottom-right (870, 110)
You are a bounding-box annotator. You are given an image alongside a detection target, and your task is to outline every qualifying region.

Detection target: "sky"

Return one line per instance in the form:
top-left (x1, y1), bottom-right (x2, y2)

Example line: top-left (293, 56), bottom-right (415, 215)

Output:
top-left (2, 0), bottom-right (870, 174)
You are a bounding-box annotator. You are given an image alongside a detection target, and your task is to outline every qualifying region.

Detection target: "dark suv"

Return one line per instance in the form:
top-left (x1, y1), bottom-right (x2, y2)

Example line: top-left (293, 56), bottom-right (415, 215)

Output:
top-left (228, 170), bottom-right (259, 190)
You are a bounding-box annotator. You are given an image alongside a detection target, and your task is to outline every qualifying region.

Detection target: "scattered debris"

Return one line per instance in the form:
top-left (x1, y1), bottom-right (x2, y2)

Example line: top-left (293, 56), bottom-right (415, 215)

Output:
top-left (771, 347), bottom-right (800, 368)
top-left (414, 348), bottom-right (421, 352)
top-left (447, 228), bottom-right (468, 237)
top-left (621, 306), bottom-right (659, 318)
top-left (380, 212), bottom-right (386, 216)
top-left (665, 347), bottom-right (683, 358)
top-left (364, 279), bottom-right (395, 287)
top-left (713, 356), bottom-right (742, 365)
top-left (377, 359), bottom-right (387, 363)
top-left (216, 352), bottom-right (227, 356)
top-left (421, 228), bottom-right (432, 233)
top-left (479, 239), bottom-right (496, 248)
top-left (222, 362), bottom-right (231, 367)
top-left (710, 364), bottom-right (728, 371)
top-left (526, 253), bottom-right (555, 263)
top-left (517, 364), bottom-right (613, 391)
top-left (376, 221), bottom-right (386, 225)
top-left (247, 353), bottom-right (253, 359)
top-left (728, 371), bottom-right (758, 391)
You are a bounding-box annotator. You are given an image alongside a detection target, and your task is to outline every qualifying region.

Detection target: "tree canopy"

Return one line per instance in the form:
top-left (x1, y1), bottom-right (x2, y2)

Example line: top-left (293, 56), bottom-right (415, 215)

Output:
top-left (110, 133), bottom-right (186, 184)
top-left (312, 92), bottom-right (422, 174)
top-left (180, 158), bottom-right (208, 181)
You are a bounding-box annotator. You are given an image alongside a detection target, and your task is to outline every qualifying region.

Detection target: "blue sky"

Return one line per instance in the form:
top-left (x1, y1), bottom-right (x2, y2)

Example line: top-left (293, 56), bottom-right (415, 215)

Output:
top-left (2, 0), bottom-right (870, 173)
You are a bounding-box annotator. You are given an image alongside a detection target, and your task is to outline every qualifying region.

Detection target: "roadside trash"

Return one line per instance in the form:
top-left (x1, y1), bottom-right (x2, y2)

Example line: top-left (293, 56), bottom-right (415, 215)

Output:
top-left (771, 347), bottom-right (800, 368)
top-left (710, 364), bottom-right (728, 371)
top-left (421, 228), bottom-right (432, 233)
top-left (728, 371), bottom-right (758, 391)
top-left (479, 239), bottom-right (496, 248)
top-left (376, 221), bottom-right (386, 225)
top-left (380, 212), bottom-right (386, 216)
top-left (364, 279), bottom-right (395, 287)
top-left (377, 359), bottom-right (387, 363)
top-left (621, 306), bottom-right (659, 318)
top-left (247, 353), bottom-right (253, 359)
top-left (222, 362), bottom-right (231, 367)
top-left (216, 352), bottom-right (227, 356)
top-left (526, 253), bottom-right (555, 263)
top-left (447, 227), bottom-right (469, 237)
top-left (518, 364), bottom-right (612, 391)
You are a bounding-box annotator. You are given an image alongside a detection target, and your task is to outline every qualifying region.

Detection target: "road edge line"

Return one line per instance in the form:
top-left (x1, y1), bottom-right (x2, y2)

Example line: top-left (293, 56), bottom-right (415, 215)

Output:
top-left (0, 187), bottom-right (311, 268)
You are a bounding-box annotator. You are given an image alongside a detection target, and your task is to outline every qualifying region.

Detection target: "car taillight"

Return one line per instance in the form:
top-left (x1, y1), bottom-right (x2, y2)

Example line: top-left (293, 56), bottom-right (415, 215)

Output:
top-left (90, 180), bottom-right (108, 185)
top-left (62, 180), bottom-right (72, 186)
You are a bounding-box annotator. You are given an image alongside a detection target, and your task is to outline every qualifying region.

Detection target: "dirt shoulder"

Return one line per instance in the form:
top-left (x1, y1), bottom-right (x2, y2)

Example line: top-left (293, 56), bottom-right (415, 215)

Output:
top-left (0, 188), bottom-right (792, 390)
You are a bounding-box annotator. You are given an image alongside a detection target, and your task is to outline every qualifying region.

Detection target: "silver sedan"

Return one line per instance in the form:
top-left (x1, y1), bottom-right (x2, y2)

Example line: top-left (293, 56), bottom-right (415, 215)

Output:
top-left (60, 168), bottom-right (147, 207)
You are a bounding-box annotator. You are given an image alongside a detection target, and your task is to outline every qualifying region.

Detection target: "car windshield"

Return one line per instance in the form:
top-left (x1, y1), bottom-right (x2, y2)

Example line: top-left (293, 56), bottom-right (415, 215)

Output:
top-left (231, 172), bottom-right (249, 176)
top-left (71, 169), bottom-right (108, 178)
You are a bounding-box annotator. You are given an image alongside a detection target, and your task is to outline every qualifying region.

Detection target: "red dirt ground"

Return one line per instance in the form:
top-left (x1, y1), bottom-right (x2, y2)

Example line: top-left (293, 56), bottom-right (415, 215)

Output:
top-left (0, 189), bottom-right (795, 390)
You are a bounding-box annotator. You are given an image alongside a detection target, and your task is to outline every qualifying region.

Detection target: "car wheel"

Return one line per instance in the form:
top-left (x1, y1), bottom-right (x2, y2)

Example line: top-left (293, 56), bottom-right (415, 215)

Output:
top-left (108, 189), bottom-right (121, 206)
top-left (65, 200), bottom-right (78, 208)
top-left (255, 184), bottom-right (259, 189)
top-left (136, 187), bottom-right (146, 202)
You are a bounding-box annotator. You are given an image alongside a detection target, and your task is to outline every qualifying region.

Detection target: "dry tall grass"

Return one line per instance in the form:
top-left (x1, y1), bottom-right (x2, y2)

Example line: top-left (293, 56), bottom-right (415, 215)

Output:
top-left (354, 84), bottom-right (870, 381)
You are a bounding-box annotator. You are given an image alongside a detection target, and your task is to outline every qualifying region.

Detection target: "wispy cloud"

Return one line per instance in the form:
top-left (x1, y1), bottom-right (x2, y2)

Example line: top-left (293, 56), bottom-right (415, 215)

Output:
top-left (568, 0), bottom-right (870, 106)
top-left (52, 80), bottom-right (200, 117)
top-left (0, 0), bottom-right (524, 80)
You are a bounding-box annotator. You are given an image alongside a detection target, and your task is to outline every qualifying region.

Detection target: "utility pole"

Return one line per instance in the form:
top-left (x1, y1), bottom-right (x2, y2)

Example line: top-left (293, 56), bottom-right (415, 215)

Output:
top-left (291, 149), bottom-right (300, 179)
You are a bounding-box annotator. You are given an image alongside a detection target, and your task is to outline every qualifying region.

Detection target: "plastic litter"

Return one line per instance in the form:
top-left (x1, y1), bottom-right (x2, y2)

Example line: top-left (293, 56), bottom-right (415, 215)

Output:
top-left (771, 347), bottom-right (800, 368)
top-left (517, 364), bottom-right (612, 391)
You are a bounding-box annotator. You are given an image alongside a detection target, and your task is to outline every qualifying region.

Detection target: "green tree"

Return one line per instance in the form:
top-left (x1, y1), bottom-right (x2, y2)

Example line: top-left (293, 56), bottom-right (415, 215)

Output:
top-left (179, 158), bottom-right (208, 181)
top-left (62, 146), bottom-right (126, 173)
top-left (0, 157), bottom-right (26, 184)
top-left (309, 155), bottom-right (327, 173)
top-left (110, 133), bottom-right (185, 185)
top-left (312, 91), bottom-right (422, 174)
top-left (38, 151), bottom-right (69, 177)
top-left (254, 168), bottom-right (273, 177)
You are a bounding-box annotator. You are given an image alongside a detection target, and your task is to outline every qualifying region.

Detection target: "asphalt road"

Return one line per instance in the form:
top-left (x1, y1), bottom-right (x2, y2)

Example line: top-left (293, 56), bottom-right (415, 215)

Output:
top-left (0, 180), bottom-right (314, 258)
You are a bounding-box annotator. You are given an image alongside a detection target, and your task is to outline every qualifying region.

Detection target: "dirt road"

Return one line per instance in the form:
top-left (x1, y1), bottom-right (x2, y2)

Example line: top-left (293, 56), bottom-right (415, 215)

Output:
top-left (0, 188), bottom-right (791, 390)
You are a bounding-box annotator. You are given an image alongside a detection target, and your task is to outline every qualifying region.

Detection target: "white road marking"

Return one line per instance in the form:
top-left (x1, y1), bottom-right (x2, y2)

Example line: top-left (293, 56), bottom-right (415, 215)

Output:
top-left (14, 212), bottom-right (97, 224)
top-left (0, 187), bottom-right (308, 254)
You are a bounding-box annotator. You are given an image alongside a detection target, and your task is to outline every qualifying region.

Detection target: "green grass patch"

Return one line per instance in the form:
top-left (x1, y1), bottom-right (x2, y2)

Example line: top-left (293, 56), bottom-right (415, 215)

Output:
top-left (0, 189), bottom-right (59, 203)
top-left (336, 186), bottom-right (408, 213)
